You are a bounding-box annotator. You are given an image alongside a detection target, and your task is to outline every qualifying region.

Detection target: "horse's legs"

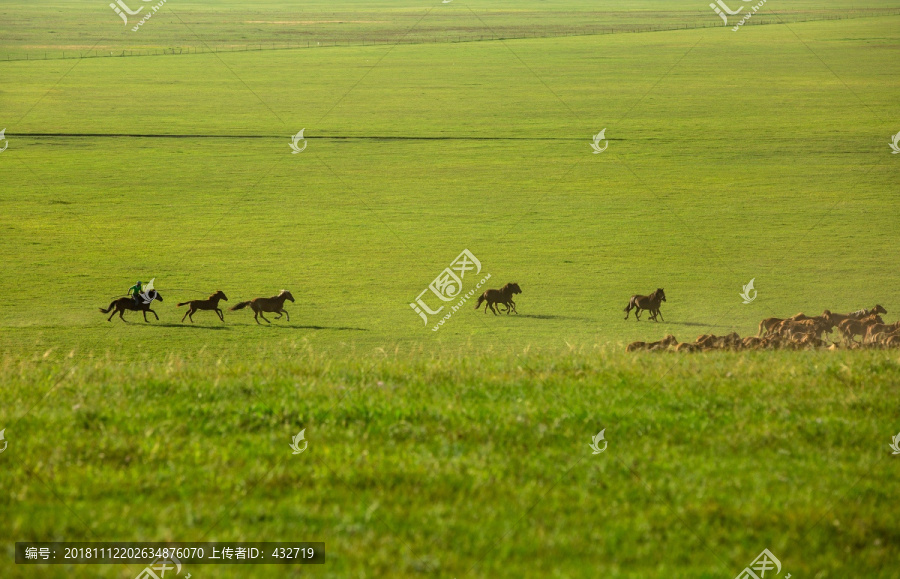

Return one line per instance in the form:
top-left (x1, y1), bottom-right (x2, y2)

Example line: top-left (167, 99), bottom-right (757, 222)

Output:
top-left (181, 309), bottom-right (190, 322)
top-left (635, 308), bottom-right (642, 321)
top-left (281, 309), bottom-right (290, 322)
top-left (118, 308), bottom-right (126, 322)
top-left (490, 303), bottom-right (499, 316)
top-left (150, 308), bottom-right (159, 321)
top-left (188, 310), bottom-right (195, 323)
top-left (656, 309), bottom-right (664, 322)
top-left (108, 307), bottom-right (117, 322)
top-left (216, 308), bottom-right (224, 322)
top-left (258, 311), bottom-right (271, 324)
top-left (143, 310), bottom-right (149, 322)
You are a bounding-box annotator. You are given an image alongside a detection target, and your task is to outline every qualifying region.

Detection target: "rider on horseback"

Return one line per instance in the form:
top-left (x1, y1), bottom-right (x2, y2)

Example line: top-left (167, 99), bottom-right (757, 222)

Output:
top-left (128, 281), bottom-right (144, 306)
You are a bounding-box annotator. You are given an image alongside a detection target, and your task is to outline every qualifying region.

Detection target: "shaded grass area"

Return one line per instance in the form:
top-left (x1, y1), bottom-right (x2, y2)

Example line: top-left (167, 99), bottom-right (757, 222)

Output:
top-left (1, 347), bottom-right (899, 577)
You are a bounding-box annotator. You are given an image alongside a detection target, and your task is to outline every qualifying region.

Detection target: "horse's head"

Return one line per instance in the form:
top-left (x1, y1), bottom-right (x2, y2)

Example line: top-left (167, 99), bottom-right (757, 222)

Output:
top-left (150, 291), bottom-right (163, 302)
top-left (215, 290), bottom-right (228, 301)
top-left (656, 288), bottom-right (666, 302)
top-left (507, 282), bottom-right (522, 295)
top-left (280, 290), bottom-right (295, 302)
top-left (874, 304), bottom-right (887, 315)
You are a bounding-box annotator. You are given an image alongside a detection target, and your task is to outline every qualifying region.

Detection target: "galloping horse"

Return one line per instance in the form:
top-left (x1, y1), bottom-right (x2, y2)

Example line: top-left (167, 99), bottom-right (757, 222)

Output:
top-left (177, 290), bottom-right (228, 323)
top-left (848, 304), bottom-right (887, 319)
top-left (475, 283), bottom-right (522, 315)
top-left (230, 290), bottom-right (294, 324)
top-left (623, 288), bottom-right (666, 322)
top-left (99, 291), bottom-right (164, 322)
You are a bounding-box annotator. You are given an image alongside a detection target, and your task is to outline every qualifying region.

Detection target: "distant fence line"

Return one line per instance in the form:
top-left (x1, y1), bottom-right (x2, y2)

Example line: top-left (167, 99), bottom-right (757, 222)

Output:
top-left (4, 9), bottom-right (899, 64)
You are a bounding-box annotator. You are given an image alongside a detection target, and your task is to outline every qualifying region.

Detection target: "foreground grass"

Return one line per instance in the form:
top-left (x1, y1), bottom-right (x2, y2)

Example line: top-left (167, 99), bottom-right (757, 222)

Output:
top-left (1, 346), bottom-right (899, 577)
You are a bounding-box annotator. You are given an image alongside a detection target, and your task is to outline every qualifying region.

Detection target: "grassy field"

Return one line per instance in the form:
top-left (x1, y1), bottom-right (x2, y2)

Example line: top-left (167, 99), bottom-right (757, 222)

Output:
top-left (1, 0), bottom-right (899, 577)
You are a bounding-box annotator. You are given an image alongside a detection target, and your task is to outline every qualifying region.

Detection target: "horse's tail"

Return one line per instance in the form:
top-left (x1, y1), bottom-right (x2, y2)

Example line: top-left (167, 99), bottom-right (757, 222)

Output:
top-left (177, 301), bottom-right (189, 307)
top-left (98, 300), bottom-right (117, 314)
top-left (623, 296), bottom-right (635, 312)
top-left (475, 295), bottom-right (485, 310)
top-left (231, 301), bottom-right (251, 311)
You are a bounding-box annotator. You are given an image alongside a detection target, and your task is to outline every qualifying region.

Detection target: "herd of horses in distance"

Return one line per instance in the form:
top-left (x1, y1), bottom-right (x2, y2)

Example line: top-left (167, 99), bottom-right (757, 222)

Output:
top-left (100, 284), bottom-right (899, 350)
top-left (625, 290), bottom-right (900, 351)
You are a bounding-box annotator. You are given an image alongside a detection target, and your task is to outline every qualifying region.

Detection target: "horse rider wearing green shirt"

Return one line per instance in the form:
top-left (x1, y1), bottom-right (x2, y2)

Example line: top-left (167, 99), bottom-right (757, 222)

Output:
top-left (128, 281), bottom-right (143, 305)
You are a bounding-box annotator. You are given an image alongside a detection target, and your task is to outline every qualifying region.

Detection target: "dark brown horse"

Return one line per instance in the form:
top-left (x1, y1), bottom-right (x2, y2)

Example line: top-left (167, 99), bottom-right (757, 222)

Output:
top-left (623, 288), bottom-right (666, 321)
top-left (177, 290), bottom-right (228, 323)
top-left (848, 304), bottom-right (887, 319)
top-left (230, 290), bottom-right (294, 324)
top-left (99, 291), bottom-right (164, 322)
top-left (475, 283), bottom-right (522, 315)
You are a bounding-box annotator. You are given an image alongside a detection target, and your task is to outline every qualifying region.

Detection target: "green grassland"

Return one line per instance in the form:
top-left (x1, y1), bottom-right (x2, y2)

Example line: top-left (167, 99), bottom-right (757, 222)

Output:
top-left (1, 1), bottom-right (900, 577)
top-left (2, 0), bottom-right (900, 60)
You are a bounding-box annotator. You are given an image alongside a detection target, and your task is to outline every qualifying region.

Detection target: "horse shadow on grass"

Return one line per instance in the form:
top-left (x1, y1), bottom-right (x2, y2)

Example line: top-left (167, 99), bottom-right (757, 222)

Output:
top-left (652, 320), bottom-right (733, 329)
top-left (517, 314), bottom-right (594, 322)
top-left (153, 323), bottom-right (231, 330)
top-left (266, 324), bottom-right (369, 332)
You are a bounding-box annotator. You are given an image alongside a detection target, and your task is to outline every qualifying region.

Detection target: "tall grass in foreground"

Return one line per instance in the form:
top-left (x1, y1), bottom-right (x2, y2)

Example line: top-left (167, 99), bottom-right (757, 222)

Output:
top-left (2, 347), bottom-right (898, 577)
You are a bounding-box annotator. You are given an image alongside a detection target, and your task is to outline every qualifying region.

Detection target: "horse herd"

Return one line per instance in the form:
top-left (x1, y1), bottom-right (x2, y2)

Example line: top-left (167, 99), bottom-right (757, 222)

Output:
top-left (100, 282), bottom-right (897, 352)
top-left (627, 303), bottom-right (900, 352)
top-left (99, 282), bottom-right (524, 324)
top-left (98, 290), bottom-right (295, 324)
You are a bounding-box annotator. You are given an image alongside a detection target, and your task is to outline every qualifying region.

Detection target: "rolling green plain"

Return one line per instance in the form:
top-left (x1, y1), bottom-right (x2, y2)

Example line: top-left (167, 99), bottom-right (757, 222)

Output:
top-left (1, 0), bottom-right (899, 577)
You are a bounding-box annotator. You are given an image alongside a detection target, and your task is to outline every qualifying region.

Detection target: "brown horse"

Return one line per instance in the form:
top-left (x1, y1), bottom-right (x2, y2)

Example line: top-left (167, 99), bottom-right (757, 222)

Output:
top-left (99, 291), bottom-right (164, 322)
top-left (838, 313), bottom-right (883, 343)
top-left (849, 304), bottom-right (887, 319)
top-left (230, 290), bottom-right (294, 324)
top-left (623, 288), bottom-right (666, 321)
top-left (627, 334), bottom-right (678, 352)
top-left (475, 283), bottom-right (521, 315)
top-left (177, 290), bottom-right (228, 323)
